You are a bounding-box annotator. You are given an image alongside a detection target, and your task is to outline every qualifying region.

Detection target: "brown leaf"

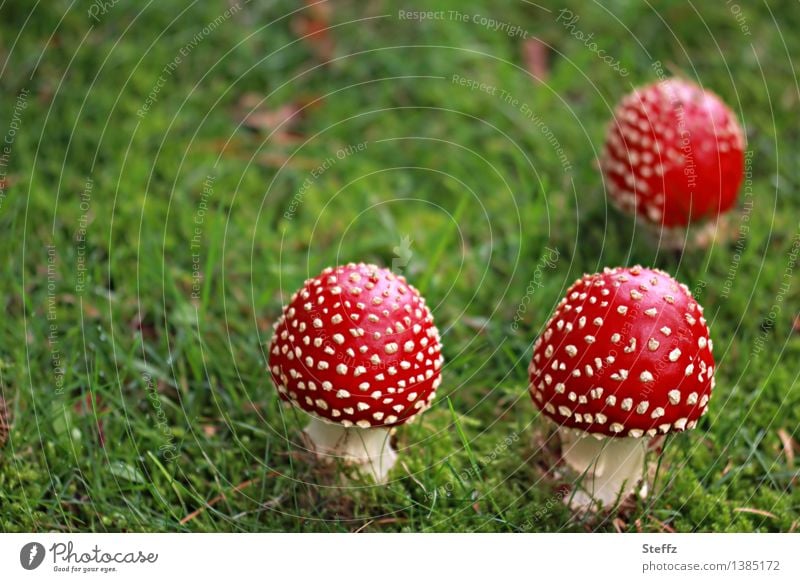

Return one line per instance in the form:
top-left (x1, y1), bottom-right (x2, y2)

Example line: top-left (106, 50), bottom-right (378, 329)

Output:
top-left (83, 302), bottom-right (101, 319)
top-left (235, 94), bottom-right (322, 144)
top-left (303, 0), bottom-right (331, 22)
top-left (0, 175), bottom-right (17, 191)
top-left (291, 12), bottom-right (335, 62)
top-left (241, 102), bottom-right (301, 133)
top-left (777, 428), bottom-right (797, 469)
top-left (793, 314), bottom-right (800, 333)
top-left (522, 38), bottom-right (549, 81)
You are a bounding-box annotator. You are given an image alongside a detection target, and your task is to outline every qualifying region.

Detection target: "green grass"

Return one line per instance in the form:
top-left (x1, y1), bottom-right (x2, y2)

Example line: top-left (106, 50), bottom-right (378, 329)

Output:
top-left (1, 0), bottom-right (798, 532)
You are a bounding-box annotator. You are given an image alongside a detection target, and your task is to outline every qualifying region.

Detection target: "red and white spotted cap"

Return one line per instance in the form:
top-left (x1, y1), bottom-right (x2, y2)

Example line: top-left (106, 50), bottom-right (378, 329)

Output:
top-left (601, 79), bottom-right (745, 228)
top-left (529, 266), bottom-right (715, 438)
top-left (268, 263), bottom-right (443, 429)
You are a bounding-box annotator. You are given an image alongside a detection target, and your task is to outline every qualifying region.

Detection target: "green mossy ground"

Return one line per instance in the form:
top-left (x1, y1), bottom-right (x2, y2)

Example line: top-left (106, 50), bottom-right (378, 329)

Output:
top-left (0, 0), bottom-right (798, 532)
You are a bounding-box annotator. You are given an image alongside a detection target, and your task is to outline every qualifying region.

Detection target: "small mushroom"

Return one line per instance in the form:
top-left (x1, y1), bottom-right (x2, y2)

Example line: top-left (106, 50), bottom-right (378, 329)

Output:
top-left (600, 79), bottom-right (745, 248)
top-left (529, 266), bottom-right (715, 510)
top-left (268, 262), bottom-right (444, 482)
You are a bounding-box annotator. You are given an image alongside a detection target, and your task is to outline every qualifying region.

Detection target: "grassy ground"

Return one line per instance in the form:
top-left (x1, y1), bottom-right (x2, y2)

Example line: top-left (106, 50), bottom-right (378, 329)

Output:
top-left (1, 0), bottom-right (798, 532)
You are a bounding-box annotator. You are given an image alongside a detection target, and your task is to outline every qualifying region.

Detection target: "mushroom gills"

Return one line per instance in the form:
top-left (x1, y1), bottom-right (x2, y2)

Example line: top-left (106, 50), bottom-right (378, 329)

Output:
top-left (559, 429), bottom-right (647, 510)
top-left (303, 416), bottom-right (397, 483)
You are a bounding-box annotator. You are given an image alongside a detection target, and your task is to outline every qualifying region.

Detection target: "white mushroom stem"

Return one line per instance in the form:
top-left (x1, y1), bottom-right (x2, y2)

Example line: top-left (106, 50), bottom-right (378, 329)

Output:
top-left (637, 214), bottom-right (722, 251)
top-left (303, 416), bottom-right (397, 483)
top-left (559, 428), bottom-right (648, 510)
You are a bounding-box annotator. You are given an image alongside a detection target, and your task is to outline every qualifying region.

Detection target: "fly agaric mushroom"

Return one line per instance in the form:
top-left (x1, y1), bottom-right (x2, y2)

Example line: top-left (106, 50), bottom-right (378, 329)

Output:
top-left (268, 262), bottom-right (443, 482)
top-left (601, 79), bottom-right (745, 248)
top-left (529, 266), bottom-right (715, 509)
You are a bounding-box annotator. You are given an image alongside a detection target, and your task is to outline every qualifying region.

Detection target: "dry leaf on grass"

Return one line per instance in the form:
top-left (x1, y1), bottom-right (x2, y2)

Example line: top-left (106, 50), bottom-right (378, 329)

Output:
top-left (291, 2), bottom-right (335, 62)
top-left (522, 38), bottom-right (549, 81)
top-left (777, 428), bottom-right (796, 469)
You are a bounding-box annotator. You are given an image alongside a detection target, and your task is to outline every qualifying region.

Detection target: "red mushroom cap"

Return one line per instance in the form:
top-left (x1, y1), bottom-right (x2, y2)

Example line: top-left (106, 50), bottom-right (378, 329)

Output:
top-left (268, 263), bottom-right (443, 429)
top-left (601, 79), bottom-right (745, 228)
top-left (529, 266), bottom-right (715, 438)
